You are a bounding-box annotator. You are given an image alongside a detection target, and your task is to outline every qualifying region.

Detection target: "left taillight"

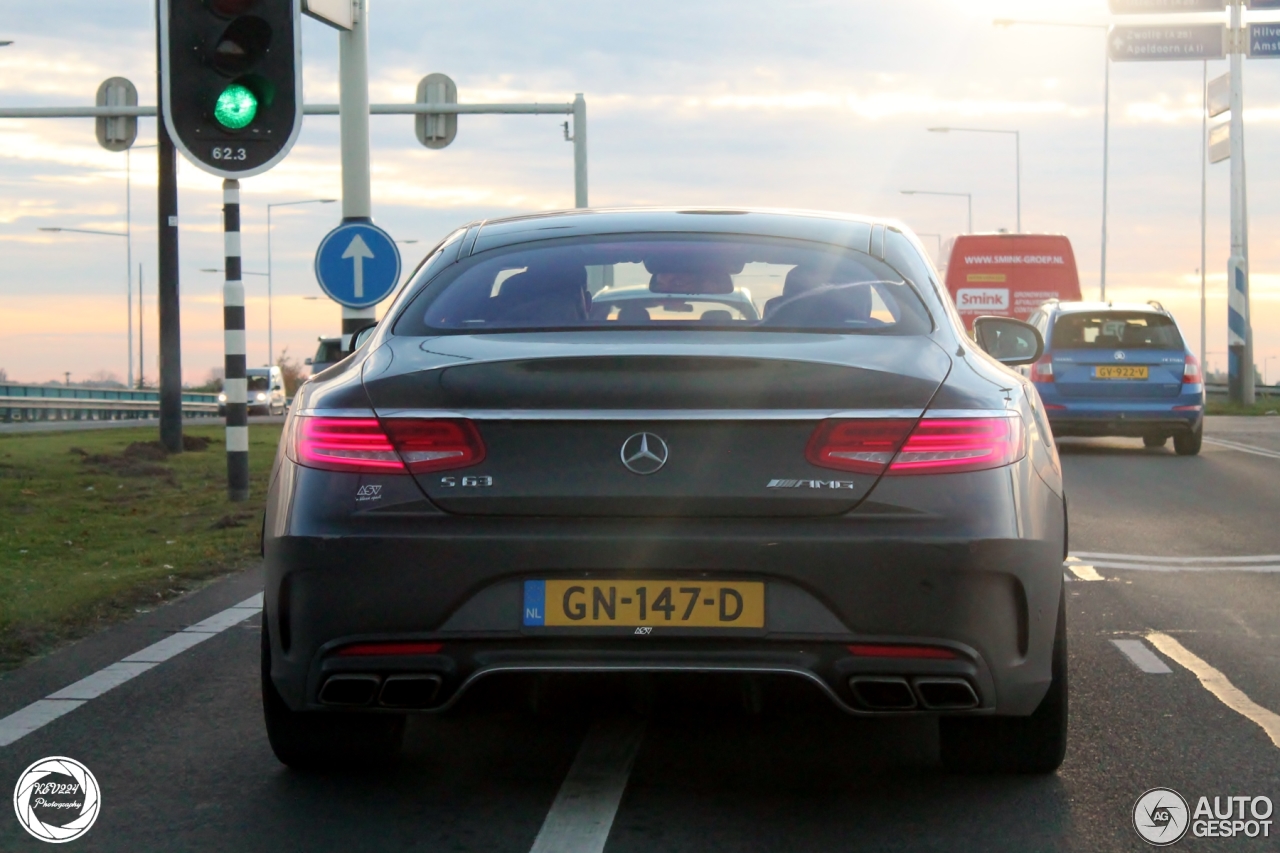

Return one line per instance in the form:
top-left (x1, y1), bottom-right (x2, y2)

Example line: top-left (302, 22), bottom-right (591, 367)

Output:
top-left (291, 417), bottom-right (405, 473)
top-left (806, 416), bottom-right (1024, 477)
top-left (289, 417), bottom-right (485, 474)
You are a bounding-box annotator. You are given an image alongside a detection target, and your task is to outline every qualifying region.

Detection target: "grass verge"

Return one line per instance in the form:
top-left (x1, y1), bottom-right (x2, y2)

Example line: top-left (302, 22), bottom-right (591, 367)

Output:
top-left (0, 424), bottom-right (281, 670)
top-left (1206, 399), bottom-right (1280, 416)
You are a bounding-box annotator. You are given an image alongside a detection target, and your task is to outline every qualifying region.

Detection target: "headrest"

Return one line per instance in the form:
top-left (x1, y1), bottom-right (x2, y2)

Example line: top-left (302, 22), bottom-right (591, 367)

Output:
top-left (649, 271), bottom-right (735, 295)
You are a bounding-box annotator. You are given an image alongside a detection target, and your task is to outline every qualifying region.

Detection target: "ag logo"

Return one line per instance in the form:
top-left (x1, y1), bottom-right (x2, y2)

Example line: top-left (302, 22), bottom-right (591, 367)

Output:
top-left (1133, 787), bottom-right (1190, 846)
top-left (13, 756), bottom-right (101, 843)
top-left (355, 484), bottom-right (382, 502)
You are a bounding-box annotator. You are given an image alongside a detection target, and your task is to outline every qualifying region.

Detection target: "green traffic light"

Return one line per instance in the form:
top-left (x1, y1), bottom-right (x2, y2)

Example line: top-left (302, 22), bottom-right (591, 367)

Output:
top-left (214, 83), bottom-right (258, 129)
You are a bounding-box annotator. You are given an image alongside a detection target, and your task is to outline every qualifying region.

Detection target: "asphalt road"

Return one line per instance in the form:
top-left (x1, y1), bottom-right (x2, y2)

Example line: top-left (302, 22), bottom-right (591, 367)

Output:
top-left (2, 417), bottom-right (1279, 851)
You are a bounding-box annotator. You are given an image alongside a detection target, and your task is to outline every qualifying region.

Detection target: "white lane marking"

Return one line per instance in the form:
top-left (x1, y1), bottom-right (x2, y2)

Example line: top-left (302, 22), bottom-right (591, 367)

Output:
top-left (46, 662), bottom-right (158, 700)
top-left (1072, 552), bottom-right (1280, 564)
top-left (529, 717), bottom-right (646, 853)
top-left (1204, 437), bottom-right (1280, 460)
top-left (1111, 639), bottom-right (1173, 674)
top-left (121, 631), bottom-right (214, 663)
top-left (0, 593), bottom-right (262, 749)
top-left (1067, 563), bottom-right (1105, 582)
top-left (1147, 632), bottom-right (1280, 750)
top-left (1085, 560), bottom-right (1280, 573)
top-left (0, 701), bottom-right (87, 747)
top-left (1068, 553), bottom-right (1280, 573)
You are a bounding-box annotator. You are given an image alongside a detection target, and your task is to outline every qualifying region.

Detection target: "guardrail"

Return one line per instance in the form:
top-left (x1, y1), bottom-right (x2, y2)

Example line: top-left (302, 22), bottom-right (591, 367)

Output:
top-left (0, 384), bottom-right (219, 423)
top-left (1205, 383), bottom-right (1280, 404)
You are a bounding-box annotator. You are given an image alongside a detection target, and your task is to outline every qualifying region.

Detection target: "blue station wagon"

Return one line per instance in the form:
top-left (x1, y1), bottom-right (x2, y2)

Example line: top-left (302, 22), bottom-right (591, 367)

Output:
top-left (1023, 301), bottom-right (1204, 455)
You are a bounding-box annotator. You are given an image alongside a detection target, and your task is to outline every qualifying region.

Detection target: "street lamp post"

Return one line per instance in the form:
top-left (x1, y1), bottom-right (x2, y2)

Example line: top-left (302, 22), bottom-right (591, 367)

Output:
top-left (126, 143), bottom-right (158, 389)
top-left (266, 199), bottom-right (337, 366)
top-left (901, 190), bottom-right (973, 234)
top-left (927, 127), bottom-right (1020, 233)
top-left (993, 19), bottom-right (1110, 297)
top-left (38, 226), bottom-right (129, 385)
top-left (916, 233), bottom-right (943, 264)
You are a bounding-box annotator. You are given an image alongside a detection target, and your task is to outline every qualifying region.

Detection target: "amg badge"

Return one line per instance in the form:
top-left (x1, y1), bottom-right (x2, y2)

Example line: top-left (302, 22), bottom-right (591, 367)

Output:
top-left (767, 479), bottom-right (860, 490)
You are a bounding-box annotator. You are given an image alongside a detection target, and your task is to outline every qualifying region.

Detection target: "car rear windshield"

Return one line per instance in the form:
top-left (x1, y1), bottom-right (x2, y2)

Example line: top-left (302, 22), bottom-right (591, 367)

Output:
top-left (394, 235), bottom-right (932, 336)
top-left (1051, 312), bottom-right (1183, 350)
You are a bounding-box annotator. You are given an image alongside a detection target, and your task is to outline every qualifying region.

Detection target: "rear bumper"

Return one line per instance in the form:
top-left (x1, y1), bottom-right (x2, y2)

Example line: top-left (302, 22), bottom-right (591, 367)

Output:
top-left (264, 494), bottom-right (1066, 718)
top-left (1043, 398), bottom-right (1203, 438)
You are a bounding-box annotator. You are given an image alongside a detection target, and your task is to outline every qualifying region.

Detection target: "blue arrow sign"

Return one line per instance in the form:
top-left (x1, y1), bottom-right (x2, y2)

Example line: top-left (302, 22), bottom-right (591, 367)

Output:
top-left (314, 221), bottom-right (402, 309)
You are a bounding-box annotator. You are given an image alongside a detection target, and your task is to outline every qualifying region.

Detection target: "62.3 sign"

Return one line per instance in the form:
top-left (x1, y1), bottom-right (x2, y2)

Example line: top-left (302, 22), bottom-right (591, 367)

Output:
top-left (211, 146), bottom-right (247, 161)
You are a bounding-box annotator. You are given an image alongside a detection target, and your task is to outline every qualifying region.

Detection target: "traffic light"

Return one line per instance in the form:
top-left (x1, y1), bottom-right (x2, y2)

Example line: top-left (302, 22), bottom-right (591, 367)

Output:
top-left (160, 0), bottom-right (303, 178)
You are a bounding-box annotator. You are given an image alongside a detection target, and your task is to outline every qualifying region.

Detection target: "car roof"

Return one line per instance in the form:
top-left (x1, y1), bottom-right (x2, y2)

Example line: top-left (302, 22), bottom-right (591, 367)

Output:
top-left (467, 207), bottom-right (893, 256)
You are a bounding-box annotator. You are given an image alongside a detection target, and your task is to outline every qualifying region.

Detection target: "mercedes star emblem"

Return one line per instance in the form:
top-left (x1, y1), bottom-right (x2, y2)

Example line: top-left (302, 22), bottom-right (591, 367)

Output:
top-left (620, 432), bottom-right (669, 475)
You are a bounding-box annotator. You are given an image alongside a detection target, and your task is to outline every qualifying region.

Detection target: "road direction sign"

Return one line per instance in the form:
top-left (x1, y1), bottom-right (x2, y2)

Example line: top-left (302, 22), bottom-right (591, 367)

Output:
top-left (1209, 122), bottom-right (1231, 164)
top-left (1250, 23), bottom-right (1280, 57)
top-left (1109, 0), bottom-right (1224, 12)
top-left (1109, 24), bottom-right (1225, 61)
top-left (1208, 73), bottom-right (1231, 117)
top-left (314, 222), bottom-right (402, 309)
top-left (303, 0), bottom-right (353, 30)
top-left (1248, 1), bottom-right (1280, 9)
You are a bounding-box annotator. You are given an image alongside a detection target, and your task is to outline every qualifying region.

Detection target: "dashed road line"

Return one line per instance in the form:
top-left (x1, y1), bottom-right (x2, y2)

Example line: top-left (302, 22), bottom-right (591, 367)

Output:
top-left (1203, 436), bottom-right (1280, 461)
top-left (1111, 639), bottom-right (1173, 674)
top-left (1068, 552), bottom-right (1280, 573)
top-left (0, 593), bottom-right (262, 748)
top-left (1147, 631), bottom-right (1280, 750)
top-left (1067, 563), bottom-right (1105, 582)
top-left (529, 717), bottom-right (646, 853)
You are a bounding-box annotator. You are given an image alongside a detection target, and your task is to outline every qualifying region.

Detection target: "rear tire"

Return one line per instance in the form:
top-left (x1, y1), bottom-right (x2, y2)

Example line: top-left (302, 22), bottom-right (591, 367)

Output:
top-left (1143, 434), bottom-right (1166, 448)
top-left (261, 624), bottom-right (404, 771)
top-left (939, 587), bottom-right (1068, 775)
top-left (1173, 424), bottom-right (1203, 456)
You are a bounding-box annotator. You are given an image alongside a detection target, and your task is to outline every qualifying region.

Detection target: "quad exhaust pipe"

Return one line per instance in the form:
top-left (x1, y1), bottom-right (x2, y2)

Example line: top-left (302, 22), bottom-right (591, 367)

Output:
top-left (847, 675), bottom-right (980, 711)
top-left (319, 673), bottom-right (444, 709)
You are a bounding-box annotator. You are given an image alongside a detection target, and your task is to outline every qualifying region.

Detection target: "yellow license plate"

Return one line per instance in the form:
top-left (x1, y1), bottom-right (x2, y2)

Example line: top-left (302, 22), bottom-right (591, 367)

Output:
top-left (1094, 365), bottom-right (1148, 380)
top-left (523, 580), bottom-right (765, 628)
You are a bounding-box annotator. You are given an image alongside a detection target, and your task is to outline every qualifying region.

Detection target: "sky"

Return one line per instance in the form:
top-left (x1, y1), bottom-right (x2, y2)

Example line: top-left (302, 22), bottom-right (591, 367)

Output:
top-left (2, 0), bottom-right (1280, 384)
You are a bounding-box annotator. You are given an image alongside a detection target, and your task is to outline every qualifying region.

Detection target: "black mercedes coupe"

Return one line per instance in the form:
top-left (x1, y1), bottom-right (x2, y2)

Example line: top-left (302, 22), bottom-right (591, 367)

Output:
top-left (261, 208), bottom-right (1068, 774)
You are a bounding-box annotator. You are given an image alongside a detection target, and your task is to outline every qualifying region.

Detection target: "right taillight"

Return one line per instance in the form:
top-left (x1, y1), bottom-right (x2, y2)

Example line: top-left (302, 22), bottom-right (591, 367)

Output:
top-left (1030, 358), bottom-right (1054, 383)
top-left (1182, 354), bottom-right (1202, 385)
top-left (807, 416), bottom-right (1024, 477)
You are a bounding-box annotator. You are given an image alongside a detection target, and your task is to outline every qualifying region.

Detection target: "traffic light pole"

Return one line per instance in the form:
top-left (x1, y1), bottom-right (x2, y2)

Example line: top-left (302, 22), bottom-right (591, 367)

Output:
top-left (155, 3), bottom-right (182, 454)
top-left (338, 0), bottom-right (377, 346)
top-left (222, 179), bottom-right (250, 501)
